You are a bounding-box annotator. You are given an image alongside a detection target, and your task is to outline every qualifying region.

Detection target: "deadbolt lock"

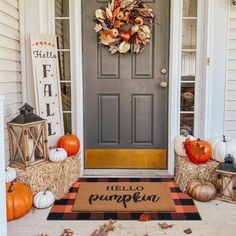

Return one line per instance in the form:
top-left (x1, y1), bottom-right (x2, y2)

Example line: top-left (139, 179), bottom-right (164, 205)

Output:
top-left (160, 81), bottom-right (168, 88)
top-left (160, 68), bottom-right (168, 75)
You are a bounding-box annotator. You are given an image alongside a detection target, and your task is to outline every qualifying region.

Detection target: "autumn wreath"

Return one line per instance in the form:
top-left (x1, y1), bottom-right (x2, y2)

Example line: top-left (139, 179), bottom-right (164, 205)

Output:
top-left (94, 0), bottom-right (154, 54)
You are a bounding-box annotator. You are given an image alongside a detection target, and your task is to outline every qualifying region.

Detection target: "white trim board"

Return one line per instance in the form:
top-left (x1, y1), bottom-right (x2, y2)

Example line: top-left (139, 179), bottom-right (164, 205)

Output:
top-left (83, 169), bottom-right (171, 178)
top-left (0, 96), bottom-right (7, 236)
top-left (71, 0), bottom-right (85, 176)
top-left (168, 0), bottom-right (182, 176)
top-left (204, 0), bottom-right (229, 139)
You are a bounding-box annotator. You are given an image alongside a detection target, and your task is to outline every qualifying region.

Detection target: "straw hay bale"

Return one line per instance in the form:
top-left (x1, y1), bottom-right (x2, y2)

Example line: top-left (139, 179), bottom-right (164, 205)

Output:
top-left (15, 156), bottom-right (80, 200)
top-left (175, 156), bottom-right (219, 192)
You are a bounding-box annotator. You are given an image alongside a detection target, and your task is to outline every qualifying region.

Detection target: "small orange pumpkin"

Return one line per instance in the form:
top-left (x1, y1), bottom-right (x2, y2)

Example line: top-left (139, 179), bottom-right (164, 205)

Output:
top-left (6, 182), bottom-right (33, 221)
top-left (57, 134), bottom-right (80, 157)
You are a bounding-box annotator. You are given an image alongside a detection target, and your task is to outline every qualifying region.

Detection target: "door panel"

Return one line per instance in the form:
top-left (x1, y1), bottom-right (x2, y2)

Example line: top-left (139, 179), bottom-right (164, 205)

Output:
top-left (131, 95), bottom-right (154, 145)
top-left (132, 31), bottom-right (154, 79)
top-left (98, 46), bottom-right (120, 79)
top-left (98, 94), bottom-right (120, 145)
top-left (82, 0), bottom-right (170, 169)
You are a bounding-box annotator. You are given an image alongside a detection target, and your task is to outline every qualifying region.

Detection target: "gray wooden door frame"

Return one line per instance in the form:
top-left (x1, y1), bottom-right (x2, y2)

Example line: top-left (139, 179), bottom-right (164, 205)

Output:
top-left (70, 0), bottom-right (183, 177)
top-left (83, 0), bottom-right (169, 163)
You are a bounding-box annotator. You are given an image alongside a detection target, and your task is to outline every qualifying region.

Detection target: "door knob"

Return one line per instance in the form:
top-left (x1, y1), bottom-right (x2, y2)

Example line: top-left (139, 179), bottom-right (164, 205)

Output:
top-left (160, 81), bottom-right (168, 88)
top-left (160, 68), bottom-right (168, 75)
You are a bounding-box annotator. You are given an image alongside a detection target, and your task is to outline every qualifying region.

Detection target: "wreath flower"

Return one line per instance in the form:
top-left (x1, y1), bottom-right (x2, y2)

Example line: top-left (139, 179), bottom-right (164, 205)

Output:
top-left (94, 0), bottom-right (154, 54)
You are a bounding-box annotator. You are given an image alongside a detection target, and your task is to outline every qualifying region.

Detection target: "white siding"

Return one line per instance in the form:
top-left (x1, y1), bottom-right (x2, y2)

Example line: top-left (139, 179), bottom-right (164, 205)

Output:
top-left (0, 0), bottom-right (22, 163)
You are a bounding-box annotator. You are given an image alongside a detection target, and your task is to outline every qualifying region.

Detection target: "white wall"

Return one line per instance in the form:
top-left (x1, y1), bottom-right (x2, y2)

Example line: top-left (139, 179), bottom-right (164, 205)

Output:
top-left (225, 2), bottom-right (236, 138)
top-left (0, 0), bottom-right (22, 164)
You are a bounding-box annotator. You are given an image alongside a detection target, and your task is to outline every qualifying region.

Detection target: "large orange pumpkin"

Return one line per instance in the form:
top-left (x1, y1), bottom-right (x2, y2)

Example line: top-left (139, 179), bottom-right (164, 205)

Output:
top-left (184, 138), bottom-right (212, 164)
top-left (57, 134), bottom-right (80, 156)
top-left (6, 182), bottom-right (33, 221)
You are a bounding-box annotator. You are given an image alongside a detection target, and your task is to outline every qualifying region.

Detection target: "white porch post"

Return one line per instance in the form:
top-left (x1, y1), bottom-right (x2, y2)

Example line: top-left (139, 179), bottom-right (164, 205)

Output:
top-left (0, 96), bottom-right (7, 236)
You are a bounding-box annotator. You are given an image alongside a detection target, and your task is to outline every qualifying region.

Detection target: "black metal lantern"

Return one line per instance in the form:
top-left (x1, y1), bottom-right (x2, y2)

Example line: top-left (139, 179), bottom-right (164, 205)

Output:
top-left (216, 154), bottom-right (236, 204)
top-left (7, 103), bottom-right (48, 170)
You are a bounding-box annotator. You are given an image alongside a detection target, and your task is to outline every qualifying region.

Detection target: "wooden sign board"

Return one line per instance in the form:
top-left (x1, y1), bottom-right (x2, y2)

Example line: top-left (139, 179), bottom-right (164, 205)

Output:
top-left (30, 34), bottom-right (64, 147)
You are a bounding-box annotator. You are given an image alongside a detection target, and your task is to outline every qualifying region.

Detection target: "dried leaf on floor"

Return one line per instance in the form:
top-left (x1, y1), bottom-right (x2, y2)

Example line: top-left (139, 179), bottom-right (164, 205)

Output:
top-left (184, 228), bottom-right (192, 234)
top-left (158, 222), bottom-right (174, 229)
top-left (90, 229), bottom-right (108, 236)
top-left (90, 219), bottom-right (116, 236)
top-left (139, 213), bottom-right (152, 221)
top-left (101, 219), bottom-right (116, 232)
top-left (60, 228), bottom-right (74, 236)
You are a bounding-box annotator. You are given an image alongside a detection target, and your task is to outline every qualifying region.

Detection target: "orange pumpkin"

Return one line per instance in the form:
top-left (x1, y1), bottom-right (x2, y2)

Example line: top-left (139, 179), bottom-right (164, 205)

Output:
top-left (6, 182), bottom-right (33, 221)
top-left (57, 134), bottom-right (80, 157)
top-left (184, 138), bottom-right (212, 164)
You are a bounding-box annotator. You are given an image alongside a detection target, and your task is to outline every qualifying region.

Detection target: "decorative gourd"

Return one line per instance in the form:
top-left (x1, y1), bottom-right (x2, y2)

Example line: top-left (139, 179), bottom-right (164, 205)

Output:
top-left (5, 167), bottom-right (16, 183)
top-left (186, 180), bottom-right (216, 202)
top-left (57, 134), bottom-right (80, 157)
top-left (209, 135), bottom-right (236, 162)
top-left (174, 134), bottom-right (195, 157)
top-left (33, 190), bottom-right (55, 209)
top-left (49, 148), bottom-right (67, 162)
top-left (6, 182), bottom-right (33, 221)
top-left (184, 138), bottom-right (212, 164)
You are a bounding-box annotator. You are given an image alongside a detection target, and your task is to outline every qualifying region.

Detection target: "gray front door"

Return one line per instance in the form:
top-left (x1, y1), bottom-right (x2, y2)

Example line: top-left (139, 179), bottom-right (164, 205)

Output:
top-left (82, 0), bottom-right (170, 169)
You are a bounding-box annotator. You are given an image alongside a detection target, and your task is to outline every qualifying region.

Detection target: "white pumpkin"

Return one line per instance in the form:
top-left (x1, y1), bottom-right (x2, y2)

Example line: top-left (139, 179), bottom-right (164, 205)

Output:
top-left (49, 148), bottom-right (67, 162)
top-left (5, 167), bottom-right (16, 183)
top-left (34, 190), bottom-right (55, 209)
top-left (209, 135), bottom-right (236, 162)
top-left (174, 134), bottom-right (196, 157)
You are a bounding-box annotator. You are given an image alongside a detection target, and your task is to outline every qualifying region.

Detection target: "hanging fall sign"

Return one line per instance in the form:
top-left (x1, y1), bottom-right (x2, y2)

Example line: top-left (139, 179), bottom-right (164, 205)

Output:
top-left (94, 0), bottom-right (154, 54)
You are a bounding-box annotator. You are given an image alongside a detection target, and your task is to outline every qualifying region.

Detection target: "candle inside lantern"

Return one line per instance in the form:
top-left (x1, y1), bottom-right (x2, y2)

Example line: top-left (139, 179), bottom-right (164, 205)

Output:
top-left (28, 139), bottom-right (35, 162)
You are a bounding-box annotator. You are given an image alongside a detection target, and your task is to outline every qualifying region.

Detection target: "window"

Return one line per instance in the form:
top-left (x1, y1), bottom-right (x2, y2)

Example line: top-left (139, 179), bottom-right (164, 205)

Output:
top-left (55, 0), bottom-right (72, 134)
top-left (180, 0), bottom-right (198, 135)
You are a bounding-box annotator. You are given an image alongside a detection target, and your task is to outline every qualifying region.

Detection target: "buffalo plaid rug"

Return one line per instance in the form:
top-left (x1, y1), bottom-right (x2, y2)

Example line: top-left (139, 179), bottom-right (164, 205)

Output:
top-left (47, 178), bottom-right (201, 221)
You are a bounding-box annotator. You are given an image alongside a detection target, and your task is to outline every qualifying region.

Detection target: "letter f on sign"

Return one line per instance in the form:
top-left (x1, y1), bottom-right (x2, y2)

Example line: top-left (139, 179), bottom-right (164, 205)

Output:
top-left (43, 64), bottom-right (51, 78)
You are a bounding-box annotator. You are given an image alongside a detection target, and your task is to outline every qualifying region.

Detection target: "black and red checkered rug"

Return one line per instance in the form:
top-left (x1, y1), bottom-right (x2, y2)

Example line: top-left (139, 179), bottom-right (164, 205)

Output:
top-left (47, 178), bottom-right (201, 221)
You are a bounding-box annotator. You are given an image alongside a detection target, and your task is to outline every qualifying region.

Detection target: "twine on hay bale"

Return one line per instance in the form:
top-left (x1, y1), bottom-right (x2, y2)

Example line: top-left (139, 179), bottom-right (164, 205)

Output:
top-left (15, 156), bottom-right (80, 200)
top-left (175, 156), bottom-right (219, 192)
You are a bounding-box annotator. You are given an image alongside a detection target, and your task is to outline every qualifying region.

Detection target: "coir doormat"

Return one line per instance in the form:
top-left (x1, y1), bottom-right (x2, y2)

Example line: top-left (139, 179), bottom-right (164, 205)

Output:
top-left (72, 182), bottom-right (176, 212)
top-left (47, 178), bottom-right (201, 221)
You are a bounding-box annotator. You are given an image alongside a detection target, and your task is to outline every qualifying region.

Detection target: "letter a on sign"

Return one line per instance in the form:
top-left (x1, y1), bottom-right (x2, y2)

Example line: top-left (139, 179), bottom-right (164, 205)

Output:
top-left (30, 34), bottom-right (64, 146)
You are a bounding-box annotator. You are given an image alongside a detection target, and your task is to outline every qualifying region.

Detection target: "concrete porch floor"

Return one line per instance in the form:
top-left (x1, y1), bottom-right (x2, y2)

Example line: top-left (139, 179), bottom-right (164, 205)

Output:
top-left (7, 199), bottom-right (236, 236)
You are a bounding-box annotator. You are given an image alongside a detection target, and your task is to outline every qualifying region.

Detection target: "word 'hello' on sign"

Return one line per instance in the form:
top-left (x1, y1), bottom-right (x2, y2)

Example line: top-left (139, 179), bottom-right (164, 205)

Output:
top-left (30, 34), bottom-right (64, 147)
